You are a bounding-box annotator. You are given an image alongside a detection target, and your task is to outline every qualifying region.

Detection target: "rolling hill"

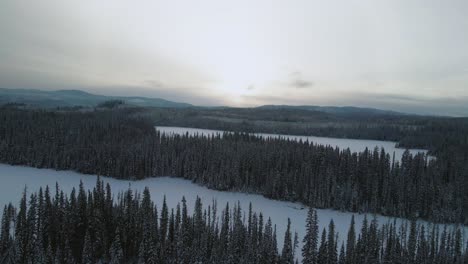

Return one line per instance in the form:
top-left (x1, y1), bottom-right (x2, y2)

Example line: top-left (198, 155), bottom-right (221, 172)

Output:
top-left (0, 88), bottom-right (192, 108)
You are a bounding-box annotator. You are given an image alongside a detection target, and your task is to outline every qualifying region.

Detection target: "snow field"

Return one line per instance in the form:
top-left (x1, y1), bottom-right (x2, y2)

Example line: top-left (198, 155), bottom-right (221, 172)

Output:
top-left (0, 164), bottom-right (464, 260)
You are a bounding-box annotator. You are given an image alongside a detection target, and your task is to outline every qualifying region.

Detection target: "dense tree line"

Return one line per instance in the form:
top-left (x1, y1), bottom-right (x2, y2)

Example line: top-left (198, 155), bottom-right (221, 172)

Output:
top-left (0, 180), bottom-right (466, 263)
top-left (0, 108), bottom-right (466, 224)
top-left (0, 179), bottom-right (285, 263)
top-left (152, 108), bottom-right (412, 144)
top-left (302, 208), bottom-right (467, 264)
top-left (148, 107), bottom-right (468, 156)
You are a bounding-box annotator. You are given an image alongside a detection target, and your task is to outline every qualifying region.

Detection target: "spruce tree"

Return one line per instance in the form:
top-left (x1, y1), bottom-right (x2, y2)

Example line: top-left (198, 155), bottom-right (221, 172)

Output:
top-left (109, 229), bottom-right (124, 264)
top-left (317, 229), bottom-right (328, 264)
top-left (302, 207), bottom-right (318, 264)
top-left (345, 215), bottom-right (356, 264)
top-left (281, 218), bottom-right (294, 264)
top-left (327, 220), bottom-right (338, 264)
top-left (338, 243), bottom-right (346, 264)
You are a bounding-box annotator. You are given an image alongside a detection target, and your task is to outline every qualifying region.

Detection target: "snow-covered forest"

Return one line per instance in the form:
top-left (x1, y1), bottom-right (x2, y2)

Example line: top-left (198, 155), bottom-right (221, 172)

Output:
top-left (0, 106), bottom-right (467, 263)
top-left (1, 178), bottom-right (466, 263)
top-left (154, 126), bottom-right (429, 161)
top-left (0, 108), bottom-right (464, 224)
top-left (2, 0), bottom-right (468, 261)
top-left (0, 164), bottom-right (466, 263)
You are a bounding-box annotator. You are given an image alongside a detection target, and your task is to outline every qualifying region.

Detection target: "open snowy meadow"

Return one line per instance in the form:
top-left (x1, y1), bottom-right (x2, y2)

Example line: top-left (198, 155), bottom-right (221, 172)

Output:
top-left (0, 164), bottom-right (464, 260)
top-left (155, 126), bottom-right (430, 162)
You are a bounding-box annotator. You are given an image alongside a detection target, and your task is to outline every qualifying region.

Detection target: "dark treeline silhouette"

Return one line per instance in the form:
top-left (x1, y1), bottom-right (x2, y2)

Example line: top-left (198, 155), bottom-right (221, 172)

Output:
top-left (0, 180), bottom-right (466, 263)
top-left (148, 107), bottom-right (468, 157)
top-left (0, 179), bottom-right (284, 264)
top-left (0, 107), bottom-right (466, 224)
top-left (302, 208), bottom-right (467, 264)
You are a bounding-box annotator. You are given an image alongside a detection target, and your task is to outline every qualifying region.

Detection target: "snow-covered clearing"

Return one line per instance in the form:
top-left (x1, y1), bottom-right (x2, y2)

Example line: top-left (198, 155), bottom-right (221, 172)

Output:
top-left (155, 126), bottom-right (430, 162)
top-left (0, 164), bottom-right (464, 260)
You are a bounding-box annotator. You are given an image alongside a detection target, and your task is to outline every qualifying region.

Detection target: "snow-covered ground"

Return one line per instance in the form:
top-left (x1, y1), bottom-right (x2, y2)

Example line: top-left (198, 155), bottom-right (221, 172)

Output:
top-left (155, 126), bottom-right (430, 162)
top-left (0, 164), bottom-right (464, 260)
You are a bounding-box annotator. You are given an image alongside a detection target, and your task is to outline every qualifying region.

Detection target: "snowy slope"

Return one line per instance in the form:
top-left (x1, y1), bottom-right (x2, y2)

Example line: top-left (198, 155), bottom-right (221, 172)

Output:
top-left (0, 164), bottom-right (464, 260)
top-left (155, 126), bottom-right (430, 162)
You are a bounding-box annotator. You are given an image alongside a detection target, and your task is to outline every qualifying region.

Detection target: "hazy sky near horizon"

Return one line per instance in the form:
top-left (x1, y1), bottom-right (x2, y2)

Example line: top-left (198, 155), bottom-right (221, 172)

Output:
top-left (1, 0), bottom-right (468, 116)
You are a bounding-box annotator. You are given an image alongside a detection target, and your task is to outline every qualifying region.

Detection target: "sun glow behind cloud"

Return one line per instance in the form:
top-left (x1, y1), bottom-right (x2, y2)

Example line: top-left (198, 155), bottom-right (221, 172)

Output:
top-left (1, 0), bottom-right (468, 115)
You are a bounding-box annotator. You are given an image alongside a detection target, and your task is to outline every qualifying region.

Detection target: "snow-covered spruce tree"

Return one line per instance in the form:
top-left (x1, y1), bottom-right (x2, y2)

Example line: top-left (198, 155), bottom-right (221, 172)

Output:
top-left (302, 207), bottom-right (318, 264)
top-left (109, 229), bottom-right (124, 264)
top-left (338, 243), bottom-right (345, 264)
top-left (345, 215), bottom-right (356, 264)
top-left (327, 219), bottom-right (338, 264)
top-left (317, 228), bottom-right (328, 264)
top-left (281, 218), bottom-right (294, 264)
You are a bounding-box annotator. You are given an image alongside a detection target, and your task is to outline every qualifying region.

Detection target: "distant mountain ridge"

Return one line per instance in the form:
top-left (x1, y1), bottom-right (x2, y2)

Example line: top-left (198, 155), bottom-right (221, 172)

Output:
top-left (0, 88), bottom-right (193, 108)
top-left (257, 104), bottom-right (407, 116)
top-left (1, 88), bottom-right (412, 115)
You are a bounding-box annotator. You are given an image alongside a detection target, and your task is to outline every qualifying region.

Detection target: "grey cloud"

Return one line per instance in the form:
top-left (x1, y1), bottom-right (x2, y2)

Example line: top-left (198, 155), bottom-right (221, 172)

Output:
top-left (144, 79), bottom-right (166, 88)
top-left (240, 94), bottom-right (315, 106)
top-left (373, 94), bottom-right (424, 103)
top-left (291, 79), bottom-right (314, 89)
top-left (289, 71), bottom-right (314, 89)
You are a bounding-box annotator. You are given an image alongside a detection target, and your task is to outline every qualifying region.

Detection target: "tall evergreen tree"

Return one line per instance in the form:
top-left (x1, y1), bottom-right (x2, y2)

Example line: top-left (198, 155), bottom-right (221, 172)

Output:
top-left (281, 218), bottom-right (294, 264)
top-left (345, 215), bottom-right (356, 264)
top-left (317, 229), bottom-right (328, 264)
top-left (302, 207), bottom-right (318, 264)
top-left (327, 220), bottom-right (338, 264)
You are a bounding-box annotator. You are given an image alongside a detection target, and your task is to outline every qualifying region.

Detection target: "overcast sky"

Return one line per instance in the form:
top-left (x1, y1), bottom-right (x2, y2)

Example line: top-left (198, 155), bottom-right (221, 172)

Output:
top-left (1, 0), bottom-right (468, 116)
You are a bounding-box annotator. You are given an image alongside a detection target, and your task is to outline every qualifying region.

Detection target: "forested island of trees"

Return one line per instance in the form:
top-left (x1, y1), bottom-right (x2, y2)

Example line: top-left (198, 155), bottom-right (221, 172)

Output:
top-left (0, 107), bottom-right (466, 225)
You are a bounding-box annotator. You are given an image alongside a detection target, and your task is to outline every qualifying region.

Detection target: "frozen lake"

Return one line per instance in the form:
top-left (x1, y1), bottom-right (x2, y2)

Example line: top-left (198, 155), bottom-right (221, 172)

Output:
top-left (0, 164), bottom-right (463, 260)
top-left (155, 126), bottom-right (430, 162)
